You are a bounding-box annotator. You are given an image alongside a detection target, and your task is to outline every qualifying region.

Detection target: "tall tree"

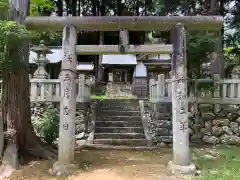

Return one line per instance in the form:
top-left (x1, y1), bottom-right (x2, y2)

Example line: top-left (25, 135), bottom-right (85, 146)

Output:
top-left (0, 0), bottom-right (56, 173)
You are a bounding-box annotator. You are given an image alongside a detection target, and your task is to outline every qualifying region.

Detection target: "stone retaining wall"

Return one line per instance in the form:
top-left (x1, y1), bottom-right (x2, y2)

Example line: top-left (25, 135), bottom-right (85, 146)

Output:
top-left (145, 102), bottom-right (240, 147)
top-left (31, 101), bottom-right (240, 147)
top-left (31, 102), bottom-right (94, 146)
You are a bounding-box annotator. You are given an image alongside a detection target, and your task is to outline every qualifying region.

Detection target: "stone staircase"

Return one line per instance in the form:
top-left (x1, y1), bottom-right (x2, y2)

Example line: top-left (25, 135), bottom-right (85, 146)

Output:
top-left (94, 100), bottom-right (147, 146)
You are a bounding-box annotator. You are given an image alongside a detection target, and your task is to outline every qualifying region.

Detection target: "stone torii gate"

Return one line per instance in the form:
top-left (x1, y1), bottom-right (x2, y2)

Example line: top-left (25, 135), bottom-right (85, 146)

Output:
top-left (24, 16), bottom-right (223, 175)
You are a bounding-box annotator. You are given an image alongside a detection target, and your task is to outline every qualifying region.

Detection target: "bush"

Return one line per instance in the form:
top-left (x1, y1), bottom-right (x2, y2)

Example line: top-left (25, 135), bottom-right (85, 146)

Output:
top-left (32, 104), bottom-right (59, 145)
top-left (92, 82), bottom-right (106, 96)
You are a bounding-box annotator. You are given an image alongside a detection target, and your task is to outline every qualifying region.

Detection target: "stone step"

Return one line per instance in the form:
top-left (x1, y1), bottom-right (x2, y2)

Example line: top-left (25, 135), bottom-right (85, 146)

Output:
top-left (95, 121), bottom-right (143, 127)
top-left (84, 144), bottom-right (158, 150)
top-left (99, 110), bottom-right (140, 116)
top-left (94, 133), bottom-right (145, 139)
top-left (99, 105), bottom-right (139, 111)
top-left (95, 127), bottom-right (144, 133)
top-left (99, 99), bottom-right (139, 104)
top-left (97, 116), bottom-right (141, 121)
top-left (99, 103), bottom-right (139, 107)
top-left (93, 139), bottom-right (147, 146)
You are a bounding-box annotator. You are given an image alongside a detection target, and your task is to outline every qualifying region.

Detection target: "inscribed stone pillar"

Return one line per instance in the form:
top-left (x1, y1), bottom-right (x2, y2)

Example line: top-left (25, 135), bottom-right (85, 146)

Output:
top-left (168, 23), bottom-right (196, 175)
top-left (58, 25), bottom-right (77, 164)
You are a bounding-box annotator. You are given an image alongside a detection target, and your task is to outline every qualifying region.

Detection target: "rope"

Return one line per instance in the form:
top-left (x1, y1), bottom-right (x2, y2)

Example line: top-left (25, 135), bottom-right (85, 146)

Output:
top-left (170, 77), bottom-right (190, 82)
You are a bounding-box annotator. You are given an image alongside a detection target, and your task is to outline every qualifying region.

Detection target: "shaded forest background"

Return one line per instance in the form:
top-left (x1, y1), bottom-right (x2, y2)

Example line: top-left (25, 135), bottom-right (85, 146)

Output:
top-left (30, 0), bottom-right (240, 78)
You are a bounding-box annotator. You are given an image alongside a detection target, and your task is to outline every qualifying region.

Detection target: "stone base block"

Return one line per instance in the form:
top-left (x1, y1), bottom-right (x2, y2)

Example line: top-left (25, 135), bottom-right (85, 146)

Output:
top-left (167, 161), bottom-right (196, 175)
top-left (49, 161), bottom-right (78, 176)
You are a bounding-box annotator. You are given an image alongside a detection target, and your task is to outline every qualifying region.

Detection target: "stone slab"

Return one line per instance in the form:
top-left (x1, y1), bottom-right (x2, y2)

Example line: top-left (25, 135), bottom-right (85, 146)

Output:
top-left (167, 161), bottom-right (196, 176)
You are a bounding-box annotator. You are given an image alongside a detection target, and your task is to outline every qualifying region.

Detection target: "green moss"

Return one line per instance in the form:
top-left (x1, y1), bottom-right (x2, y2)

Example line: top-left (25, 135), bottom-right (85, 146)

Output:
top-left (193, 145), bottom-right (240, 180)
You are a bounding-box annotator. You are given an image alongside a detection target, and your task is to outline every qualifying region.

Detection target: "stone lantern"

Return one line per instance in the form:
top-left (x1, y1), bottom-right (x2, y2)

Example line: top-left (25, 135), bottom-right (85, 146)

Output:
top-left (202, 62), bottom-right (211, 78)
top-left (31, 40), bottom-right (52, 79)
top-left (232, 66), bottom-right (240, 79)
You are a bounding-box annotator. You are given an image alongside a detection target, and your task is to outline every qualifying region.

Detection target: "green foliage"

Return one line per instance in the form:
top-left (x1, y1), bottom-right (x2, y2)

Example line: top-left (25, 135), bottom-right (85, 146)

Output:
top-left (224, 28), bottom-right (240, 76)
top-left (92, 82), bottom-right (106, 96)
top-left (0, 0), bottom-right (35, 74)
top-left (32, 105), bottom-right (59, 145)
top-left (224, 47), bottom-right (239, 67)
top-left (193, 145), bottom-right (240, 180)
top-left (30, 31), bottom-right (62, 46)
top-left (186, 32), bottom-right (216, 78)
top-left (0, 21), bottom-right (32, 74)
top-left (197, 81), bottom-right (216, 94)
top-left (30, 0), bottom-right (54, 16)
top-left (225, 28), bottom-right (240, 66)
top-left (29, 0), bottom-right (61, 46)
top-left (0, 0), bottom-right (8, 19)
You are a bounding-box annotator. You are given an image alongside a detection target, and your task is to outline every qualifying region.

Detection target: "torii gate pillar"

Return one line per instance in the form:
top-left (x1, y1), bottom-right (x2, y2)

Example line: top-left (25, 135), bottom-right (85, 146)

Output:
top-left (52, 24), bottom-right (77, 175)
top-left (167, 23), bottom-right (196, 175)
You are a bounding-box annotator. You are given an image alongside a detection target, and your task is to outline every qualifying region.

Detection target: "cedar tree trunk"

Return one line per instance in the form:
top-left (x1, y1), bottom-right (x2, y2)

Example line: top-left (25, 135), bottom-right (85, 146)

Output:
top-left (0, 0), bottom-right (56, 172)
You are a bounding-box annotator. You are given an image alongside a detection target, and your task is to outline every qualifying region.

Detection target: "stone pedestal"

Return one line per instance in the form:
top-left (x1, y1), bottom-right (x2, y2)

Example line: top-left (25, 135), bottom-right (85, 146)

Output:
top-left (167, 161), bottom-right (196, 175)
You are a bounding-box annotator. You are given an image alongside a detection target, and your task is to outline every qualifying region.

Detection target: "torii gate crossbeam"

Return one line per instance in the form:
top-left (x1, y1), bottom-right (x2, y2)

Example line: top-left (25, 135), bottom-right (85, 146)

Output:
top-left (75, 45), bottom-right (172, 54)
top-left (24, 16), bottom-right (223, 31)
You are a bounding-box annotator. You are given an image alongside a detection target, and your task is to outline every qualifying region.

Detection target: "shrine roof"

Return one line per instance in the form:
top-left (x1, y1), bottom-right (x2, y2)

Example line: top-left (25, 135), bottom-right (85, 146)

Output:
top-left (29, 47), bottom-right (170, 67)
top-left (101, 54), bottom-right (137, 65)
top-left (76, 63), bottom-right (94, 70)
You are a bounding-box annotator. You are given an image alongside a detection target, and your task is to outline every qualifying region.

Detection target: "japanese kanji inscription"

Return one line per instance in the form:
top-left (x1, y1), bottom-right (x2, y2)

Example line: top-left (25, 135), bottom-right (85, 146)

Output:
top-left (63, 106), bottom-right (71, 115)
top-left (63, 52), bottom-right (73, 62)
top-left (63, 73), bottom-right (72, 85)
top-left (63, 88), bottom-right (70, 98)
top-left (179, 119), bottom-right (188, 132)
top-left (63, 123), bottom-right (68, 130)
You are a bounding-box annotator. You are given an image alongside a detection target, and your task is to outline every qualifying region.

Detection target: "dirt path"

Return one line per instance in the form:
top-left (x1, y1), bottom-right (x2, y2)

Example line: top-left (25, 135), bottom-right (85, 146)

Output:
top-left (6, 149), bottom-right (184, 180)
